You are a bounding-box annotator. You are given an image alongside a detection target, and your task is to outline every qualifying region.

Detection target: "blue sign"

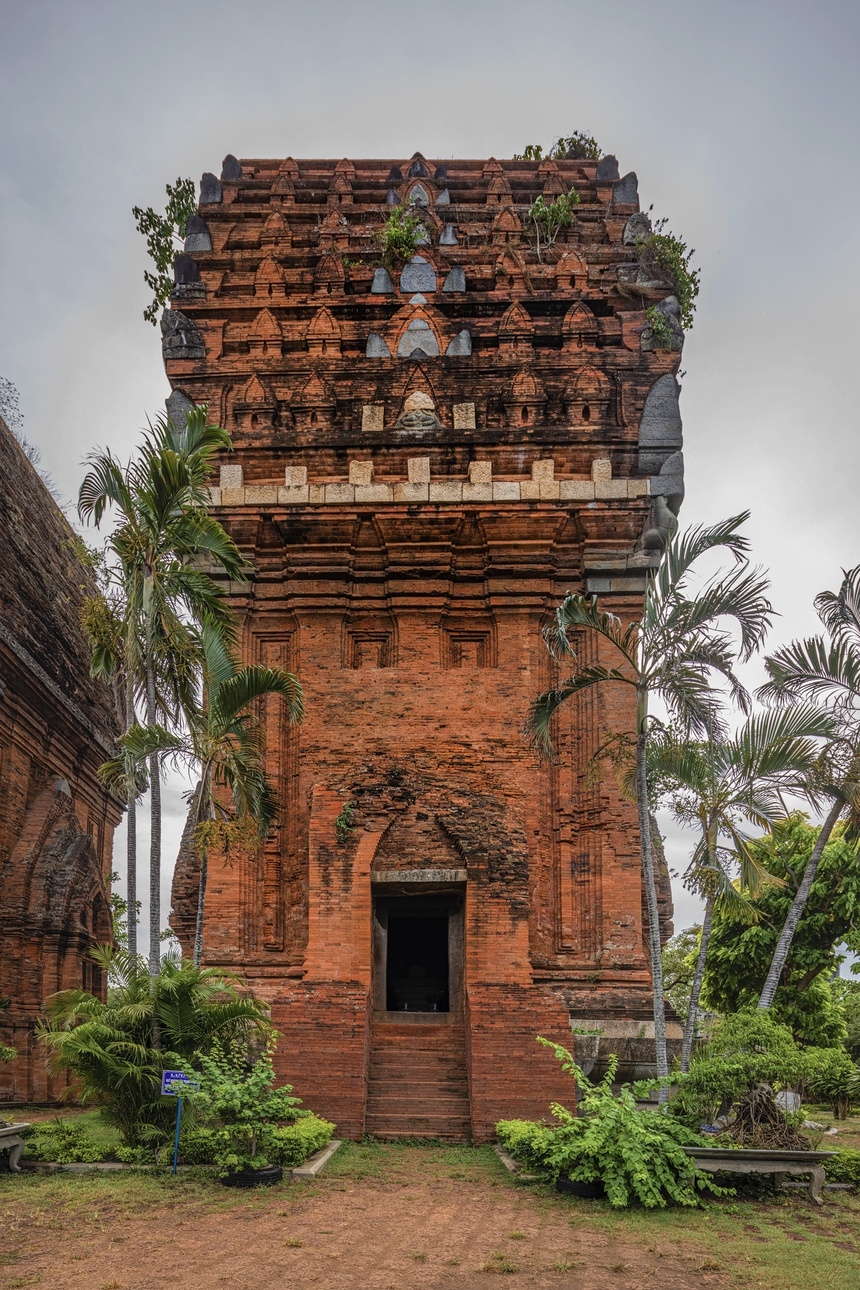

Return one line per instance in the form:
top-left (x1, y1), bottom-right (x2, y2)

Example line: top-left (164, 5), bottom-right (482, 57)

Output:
top-left (161, 1070), bottom-right (199, 1096)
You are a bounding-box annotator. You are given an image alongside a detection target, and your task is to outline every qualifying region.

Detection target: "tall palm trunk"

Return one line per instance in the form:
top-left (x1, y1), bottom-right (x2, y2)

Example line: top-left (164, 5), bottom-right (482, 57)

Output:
top-left (193, 784), bottom-right (211, 969)
top-left (145, 656), bottom-right (161, 979)
top-left (758, 797), bottom-right (843, 1009)
top-left (125, 672), bottom-right (138, 961)
top-left (681, 890), bottom-right (714, 1072)
top-left (635, 687), bottom-right (669, 1100)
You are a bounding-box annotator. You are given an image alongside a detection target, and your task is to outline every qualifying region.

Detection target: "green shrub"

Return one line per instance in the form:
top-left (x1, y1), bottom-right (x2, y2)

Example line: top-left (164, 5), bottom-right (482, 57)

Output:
top-left (528, 190), bottom-right (580, 261)
top-left (375, 206), bottom-right (424, 269)
top-left (804, 1048), bottom-right (860, 1118)
top-left (264, 1113), bottom-right (335, 1166)
top-left (114, 1144), bottom-right (154, 1165)
top-left (27, 1119), bottom-right (106, 1164)
top-left (635, 227), bottom-right (700, 330)
top-left (824, 1149), bottom-right (860, 1186)
top-left (497, 1040), bottom-right (725, 1209)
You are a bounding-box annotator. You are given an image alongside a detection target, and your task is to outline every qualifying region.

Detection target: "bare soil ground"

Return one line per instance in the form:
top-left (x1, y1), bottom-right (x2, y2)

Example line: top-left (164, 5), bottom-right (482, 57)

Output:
top-left (2, 1141), bottom-right (859, 1290)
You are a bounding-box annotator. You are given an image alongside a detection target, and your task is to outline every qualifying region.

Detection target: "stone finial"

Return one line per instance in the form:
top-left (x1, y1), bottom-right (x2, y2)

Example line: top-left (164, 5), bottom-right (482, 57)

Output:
top-left (221, 154), bottom-right (242, 181)
top-left (445, 330), bottom-right (472, 357)
top-left (200, 172), bottom-right (222, 204)
top-left (370, 267), bottom-right (395, 294)
top-left (612, 172), bottom-right (639, 206)
top-left (184, 215), bottom-right (212, 253)
top-left (165, 388), bottom-right (195, 428)
top-left (596, 155), bottom-right (620, 182)
top-left (366, 333), bottom-right (392, 358)
top-left (442, 266), bottom-right (466, 293)
top-left (161, 309), bottom-right (205, 360)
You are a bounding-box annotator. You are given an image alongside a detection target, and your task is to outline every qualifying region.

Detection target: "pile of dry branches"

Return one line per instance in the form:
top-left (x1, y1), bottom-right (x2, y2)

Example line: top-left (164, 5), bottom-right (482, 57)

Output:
top-left (727, 1084), bottom-right (810, 1150)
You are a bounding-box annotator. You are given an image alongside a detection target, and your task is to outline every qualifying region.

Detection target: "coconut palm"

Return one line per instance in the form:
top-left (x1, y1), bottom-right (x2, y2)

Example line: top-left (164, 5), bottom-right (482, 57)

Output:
top-left (527, 513), bottom-right (774, 1093)
top-left (78, 407), bottom-right (245, 975)
top-left (113, 620), bottom-right (304, 966)
top-left (756, 564), bottom-right (860, 1010)
top-left (646, 704), bottom-right (833, 1070)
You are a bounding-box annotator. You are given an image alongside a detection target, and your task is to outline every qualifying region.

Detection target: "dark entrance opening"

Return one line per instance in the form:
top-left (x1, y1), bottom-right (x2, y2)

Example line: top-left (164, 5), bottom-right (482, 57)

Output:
top-left (381, 897), bottom-right (453, 1006)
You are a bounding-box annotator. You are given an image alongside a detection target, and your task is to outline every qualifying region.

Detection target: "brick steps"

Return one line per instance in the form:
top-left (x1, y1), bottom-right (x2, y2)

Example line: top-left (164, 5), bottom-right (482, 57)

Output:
top-left (365, 1021), bottom-right (471, 1141)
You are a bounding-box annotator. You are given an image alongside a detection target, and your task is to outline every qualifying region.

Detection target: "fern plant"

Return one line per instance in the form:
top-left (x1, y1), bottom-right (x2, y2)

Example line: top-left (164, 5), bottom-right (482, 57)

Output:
top-left (498, 1040), bottom-right (725, 1209)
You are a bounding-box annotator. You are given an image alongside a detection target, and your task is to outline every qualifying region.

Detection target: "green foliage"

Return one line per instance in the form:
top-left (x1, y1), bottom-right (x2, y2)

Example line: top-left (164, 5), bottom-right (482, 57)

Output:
top-left (644, 304), bottom-right (677, 351)
top-left (635, 225), bottom-right (700, 330)
top-left (514, 133), bottom-right (602, 162)
top-left (702, 814), bottom-right (860, 1045)
top-left (26, 1119), bottom-right (107, 1164)
top-left (335, 800), bottom-right (356, 843)
top-left (375, 206), bottom-right (424, 269)
top-left (498, 1040), bottom-right (722, 1209)
top-left (831, 978), bottom-right (860, 1060)
top-left (672, 1010), bottom-right (807, 1127)
top-left (662, 927), bottom-right (702, 1023)
top-left (114, 1144), bottom-right (154, 1164)
top-left (38, 949), bottom-right (271, 1147)
top-left (528, 189), bottom-right (580, 261)
top-left (804, 1046), bottom-right (860, 1118)
top-left (183, 1045), bottom-right (319, 1174)
top-left (133, 177), bottom-right (197, 325)
top-left (264, 1114), bottom-right (335, 1166)
top-left (824, 1148), bottom-right (860, 1185)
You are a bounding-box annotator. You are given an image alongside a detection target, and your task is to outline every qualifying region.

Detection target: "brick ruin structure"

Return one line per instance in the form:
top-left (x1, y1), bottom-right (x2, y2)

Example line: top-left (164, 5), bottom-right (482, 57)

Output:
top-left (0, 419), bottom-right (121, 1102)
top-left (165, 151), bottom-right (683, 1140)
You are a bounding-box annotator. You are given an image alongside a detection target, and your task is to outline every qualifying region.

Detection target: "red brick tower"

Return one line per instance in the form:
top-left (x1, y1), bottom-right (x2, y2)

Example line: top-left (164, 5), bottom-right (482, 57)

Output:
top-left (165, 152), bottom-right (683, 1140)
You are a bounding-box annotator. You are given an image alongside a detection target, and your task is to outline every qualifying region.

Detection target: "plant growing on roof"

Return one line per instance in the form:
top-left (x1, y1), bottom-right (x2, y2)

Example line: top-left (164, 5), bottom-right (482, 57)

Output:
top-left (634, 219), bottom-right (701, 331)
top-left (528, 189), bottom-right (580, 263)
top-left (514, 133), bottom-right (602, 162)
top-left (527, 514), bottom-right (774, 1097)
top-left (375, 205), bottom-right (424, 269)
top-left (133, 178), bottom-right (197, 325)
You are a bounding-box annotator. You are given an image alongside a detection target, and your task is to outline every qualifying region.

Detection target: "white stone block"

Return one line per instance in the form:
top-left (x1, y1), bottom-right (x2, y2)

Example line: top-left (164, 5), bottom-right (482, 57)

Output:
top-left (595, 479), bottom-right (628, 499)
top-left (355, 484), bottom-right (393, 503)
top-left (244, 485), bottom-right (279, 505)
top-left (429, 481), bottom-right (463, 502)
top-left (462, 483), bottom-right (493, 501)
top-left (285, 465), bottom-right (308, 487)
top-left (628, 478), bottom-right (650, 497)
top-left (591, 458), bottom-right (612, 483)
top-left (468, 460), bottom-right (492, 485)
top-left (559, 480), bottom-right (596, 500)
top-left (519, 480), bottom-right (541, 500)
top-left (453, 402), bottom-right (476, 429)
top-left (220, 463), bottom-right (243, 488)
top-left (205, 487), bottom-right (221, 506)
top-left (309, 484), bottom-right (326, 504)
top-left (532, 458), bottom-right (555, 483)
top-left (393, 482), bottom-right (429, 502)
top-left (539, 481), bottom-right (560, 499)
top-left (362, 404), bottom-right (385, 433)
top-left (408, 456), bottom-right (431, 484)
top-left (349, 460), bottom-right (374, 486)
top-left (493, 481), bottom-right (520, 501)
top-left (279, 485), bottom-right (310, 504)
top-left (325, 484), bottom-right (356, 502)
top-left (220, 487), bottom-right (246, 506)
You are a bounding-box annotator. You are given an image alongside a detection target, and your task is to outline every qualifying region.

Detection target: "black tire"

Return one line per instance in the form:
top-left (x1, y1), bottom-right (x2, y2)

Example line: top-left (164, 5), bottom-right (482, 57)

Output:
top-left (555, 1176), bottom-right (605, 1199)
top-left (222, 1164), bottom-right (284, 1188)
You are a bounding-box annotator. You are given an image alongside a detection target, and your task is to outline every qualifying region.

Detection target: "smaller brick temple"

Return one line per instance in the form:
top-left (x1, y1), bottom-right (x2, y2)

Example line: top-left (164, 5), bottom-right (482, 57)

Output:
top-left (0, 417), bottom-right (122, 1103)
top-left (166, 150), bottom-right (681, 1140)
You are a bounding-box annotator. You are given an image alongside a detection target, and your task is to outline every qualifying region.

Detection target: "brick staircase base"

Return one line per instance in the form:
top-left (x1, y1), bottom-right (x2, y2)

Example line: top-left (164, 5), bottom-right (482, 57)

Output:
top-left (365, 1019), bottom-right (471, 1141)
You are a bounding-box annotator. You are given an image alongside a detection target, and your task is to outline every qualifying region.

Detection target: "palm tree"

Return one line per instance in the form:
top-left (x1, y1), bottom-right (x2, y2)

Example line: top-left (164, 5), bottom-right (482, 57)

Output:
top-left (39, 947), bottom-right (270, 1147)
top-left (78, 408), bottom-right (245, 975)
top-left (646, 705), bottom-right (833, 1069)
top-left (115, 621), bottom-right (304, 966)
top-left (527, 514), bottom-right (773, 1093)
top-left (756, 565), bottom-right (860, 1010)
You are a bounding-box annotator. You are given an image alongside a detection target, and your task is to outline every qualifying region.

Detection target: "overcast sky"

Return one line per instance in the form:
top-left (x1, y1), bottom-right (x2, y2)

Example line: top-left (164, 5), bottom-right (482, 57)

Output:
top-left (2, 0), bottom-right (858, 951)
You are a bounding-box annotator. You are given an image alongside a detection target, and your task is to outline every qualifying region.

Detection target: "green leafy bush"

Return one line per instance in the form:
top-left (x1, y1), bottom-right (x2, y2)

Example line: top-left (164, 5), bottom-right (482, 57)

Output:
top-left (114, 1144), bottom-right (154, 1165)
top-left (528, 190), bottom-right (580, 261)
top-left (26, 1119), bottom-right (106, 1164)
top-left (804, 1047), bottom-right (860, 1118)
top-left (824, 1149), bottom-right (860, 1186)
top-left (264, 1114), bottom-right (335, 1166)
top-left (184, 1045), bottom-right (319, 1175)
top-left (644, 305), bottom-right (678, 351)
top-left (497, 1040), bottom-right (723, 1209)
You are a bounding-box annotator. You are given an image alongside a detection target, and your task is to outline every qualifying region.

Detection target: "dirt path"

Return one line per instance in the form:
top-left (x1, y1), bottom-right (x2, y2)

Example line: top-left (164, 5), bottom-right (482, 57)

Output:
top-left (2, 1169), bottom-right (726, 1290)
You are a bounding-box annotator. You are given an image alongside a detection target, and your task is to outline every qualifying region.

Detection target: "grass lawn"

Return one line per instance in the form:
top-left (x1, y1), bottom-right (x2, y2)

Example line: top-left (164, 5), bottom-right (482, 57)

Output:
top-left (1, 1139), bottom-right (858, 1289)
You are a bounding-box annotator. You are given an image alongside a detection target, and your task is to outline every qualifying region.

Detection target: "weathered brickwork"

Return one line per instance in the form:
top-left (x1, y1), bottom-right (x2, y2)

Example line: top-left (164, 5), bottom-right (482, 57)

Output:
top-left (0, 419), bottom-right (122, 1102)
top-left (166, 152), bottom-right (683, 1138)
